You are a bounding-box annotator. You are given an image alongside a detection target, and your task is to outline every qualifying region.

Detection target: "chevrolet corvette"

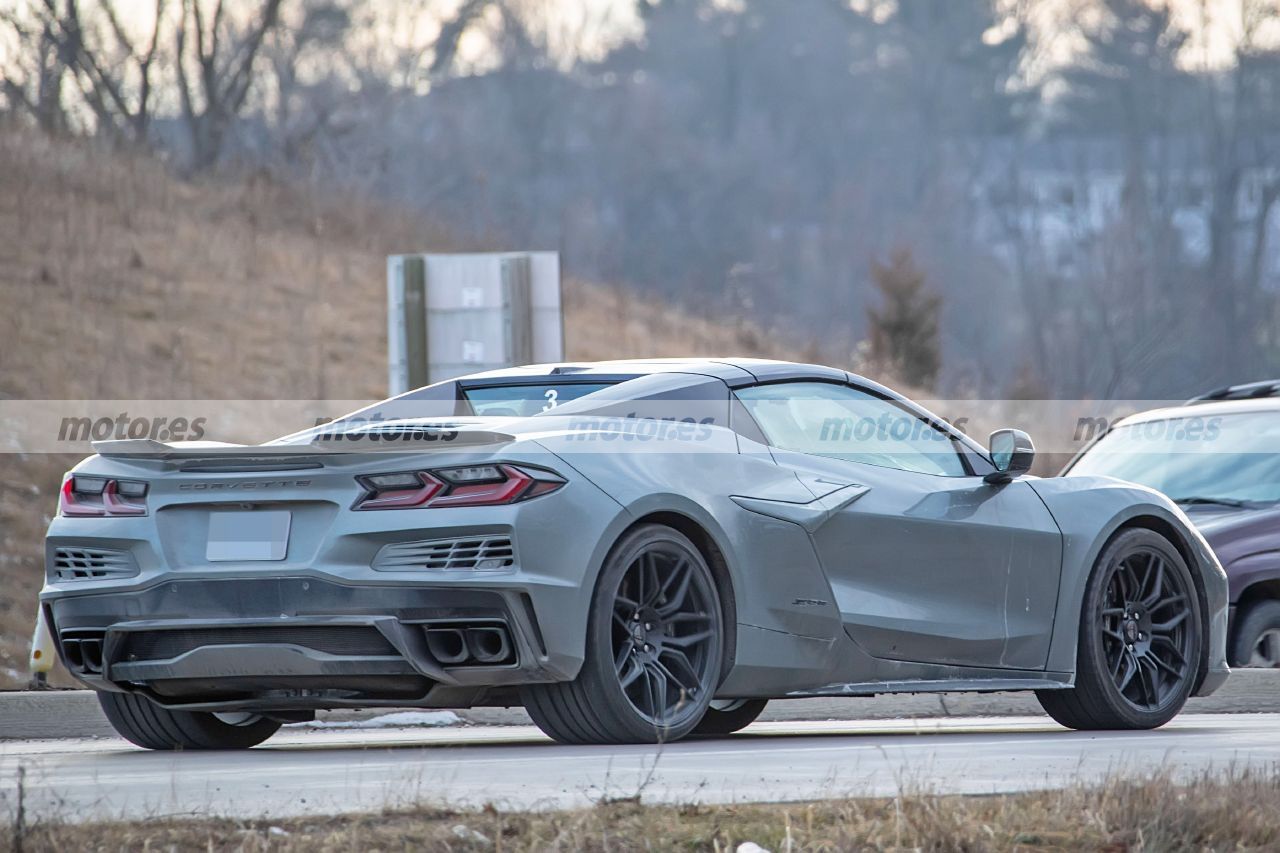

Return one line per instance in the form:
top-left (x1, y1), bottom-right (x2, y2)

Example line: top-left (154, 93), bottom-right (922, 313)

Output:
top-left (41, 359), bottom-right (1229, 748)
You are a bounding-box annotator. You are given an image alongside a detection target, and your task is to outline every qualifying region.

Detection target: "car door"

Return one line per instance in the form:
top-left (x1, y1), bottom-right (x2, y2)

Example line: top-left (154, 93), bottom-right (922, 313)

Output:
top-left (734, 381), bottom-right (1063, 671)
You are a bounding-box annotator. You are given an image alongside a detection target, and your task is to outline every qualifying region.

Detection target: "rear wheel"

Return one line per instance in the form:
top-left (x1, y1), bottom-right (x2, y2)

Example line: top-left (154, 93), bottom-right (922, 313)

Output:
top-left (1229, 599), bottom-right (1280, 668)
top-left (692, 699), bottom-right (768, 736)
top-left (1037, 528), bottom-right (1202, 730)
top-left (98, 691), bottom-right (281, 750)
top-left (522, 524), bottom-right (724, 744)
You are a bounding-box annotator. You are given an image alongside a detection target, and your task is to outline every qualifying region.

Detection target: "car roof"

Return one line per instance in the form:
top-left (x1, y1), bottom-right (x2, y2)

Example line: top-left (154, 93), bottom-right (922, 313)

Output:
top-left (458, 358), bottom-right (872, 388)
top-left (1187, 378), bottom-right (1280, 404)
top-left (1114, 396), bottom-right (1280, 428)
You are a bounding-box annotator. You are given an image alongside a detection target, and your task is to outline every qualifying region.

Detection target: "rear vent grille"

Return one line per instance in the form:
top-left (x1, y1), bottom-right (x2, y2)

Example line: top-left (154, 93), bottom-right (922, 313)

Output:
top-left (119, 626), bottom-right (398, 662)
top-left (52, 547), bottom-right (138, 581)
top-left (374, 536), bottom-right (516, 571)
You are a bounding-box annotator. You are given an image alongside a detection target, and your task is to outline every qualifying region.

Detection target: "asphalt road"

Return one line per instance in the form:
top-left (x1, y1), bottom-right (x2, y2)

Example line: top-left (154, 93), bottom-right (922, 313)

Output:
top-left (4, 714), bottom-right (1280, 822)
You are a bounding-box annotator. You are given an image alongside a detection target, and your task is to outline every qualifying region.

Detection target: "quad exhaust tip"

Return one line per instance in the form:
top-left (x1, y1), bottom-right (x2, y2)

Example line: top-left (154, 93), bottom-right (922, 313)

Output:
top-left (466, 626), bottom-right (511, 664)
top-left (423, 625), bottom-right (514, 666)
top-left (60, 634), bottom-right (105, 675)
top-left (424, 628), bottom-right (469, 665)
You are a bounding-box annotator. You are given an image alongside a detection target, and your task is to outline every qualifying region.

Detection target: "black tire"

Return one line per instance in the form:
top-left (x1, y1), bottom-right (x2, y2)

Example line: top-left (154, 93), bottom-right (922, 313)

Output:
top-left (692, 699), bottom-right (768, 736)
top-left (98, 691), bottom-right (281, 750)
top-left (1229, 599), bottom-right (1280, 668)
top-left (1037, 528), bottom-right (1202, 730)
top-left (521, 524), bottom-right (725, 744)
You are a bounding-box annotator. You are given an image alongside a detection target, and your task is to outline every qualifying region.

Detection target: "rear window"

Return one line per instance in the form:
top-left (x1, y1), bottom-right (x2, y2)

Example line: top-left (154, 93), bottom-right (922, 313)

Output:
top-left (462, 383), bottom-right (616, 417)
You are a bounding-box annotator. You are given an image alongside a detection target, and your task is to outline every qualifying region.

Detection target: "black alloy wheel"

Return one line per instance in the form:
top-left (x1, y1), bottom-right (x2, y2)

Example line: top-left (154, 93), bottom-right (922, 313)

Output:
top-left (610, 542), bottom-right (721, 729)
top-left (521, 524), bottom-right (724, 744)
top-left (1037, 528), bottom-right (1202, 730)
top-left (1098, 547), bottom-right (1196, 710)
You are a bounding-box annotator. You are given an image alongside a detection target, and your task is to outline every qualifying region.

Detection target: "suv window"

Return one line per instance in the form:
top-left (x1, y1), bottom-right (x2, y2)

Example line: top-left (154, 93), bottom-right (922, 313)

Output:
top-left (734, 382), bottom-right (967, 477)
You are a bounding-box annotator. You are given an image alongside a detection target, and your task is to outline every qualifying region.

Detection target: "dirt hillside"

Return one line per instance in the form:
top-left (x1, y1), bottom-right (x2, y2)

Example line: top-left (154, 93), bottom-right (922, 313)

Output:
top-left (0, 129), bottom-right (805, 686)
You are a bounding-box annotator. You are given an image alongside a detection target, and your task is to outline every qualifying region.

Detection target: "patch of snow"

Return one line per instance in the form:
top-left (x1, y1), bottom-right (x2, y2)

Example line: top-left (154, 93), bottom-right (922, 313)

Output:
top-left (737, 844), bottom-right (771, 853)
top-left (292, 710), bottom-right (463, 730)
top-left (452, 824), bottom-right (490, 844)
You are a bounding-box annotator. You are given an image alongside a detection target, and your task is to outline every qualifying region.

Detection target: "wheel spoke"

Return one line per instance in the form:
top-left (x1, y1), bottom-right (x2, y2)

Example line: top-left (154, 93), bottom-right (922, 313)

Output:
top-left (1116, 653), bottom-right (1138, 692)
top-left (657, 560), bottom-right (694, 617)
top-left (619, 655), bottom-right (645, 688)
top-left (1151, 594), bottom-right (1187, 613)
top-left (1145, 650), bottom-right (1182, 680)
top-left (648, 663), bottom-right (669, 720)
top-left (665, 628), bottom-right (714, 648)
top-left (667, 611), bottom-right (713, 625)
top-left (1151, 633), bottom-right (1187, 665)
top-left (652, 658), bottom-right (694, 703)
top-left (1121, 559), bottom-right (1142, 603)
top-left (633, 553), bottom-right (649, 606)
top-left (1136, 654), bottom-right (1160, 706)
top-left (1141, 557), bottom-right (1165, 609)
top-left (643, 553), bottom-right (662, 606)
top-left (658, 646), bottom-right (701, 691)
top-left (1151, 610), bottom-right (1189, 634)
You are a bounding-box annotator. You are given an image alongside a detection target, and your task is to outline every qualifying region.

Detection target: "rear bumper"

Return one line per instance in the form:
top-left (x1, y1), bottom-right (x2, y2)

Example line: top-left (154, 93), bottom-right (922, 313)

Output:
top-left (42, 576), bottom-right (568, 712)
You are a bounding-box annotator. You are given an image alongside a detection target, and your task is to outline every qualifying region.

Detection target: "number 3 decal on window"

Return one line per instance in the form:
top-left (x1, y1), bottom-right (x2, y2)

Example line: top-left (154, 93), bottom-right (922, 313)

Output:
top-left (542, 388), bottom-right (559, 411)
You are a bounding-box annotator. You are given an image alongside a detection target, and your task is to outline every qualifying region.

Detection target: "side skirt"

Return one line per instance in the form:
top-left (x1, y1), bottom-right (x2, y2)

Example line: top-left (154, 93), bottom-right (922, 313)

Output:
top-left (785, 674), bottom-right (1074, 698)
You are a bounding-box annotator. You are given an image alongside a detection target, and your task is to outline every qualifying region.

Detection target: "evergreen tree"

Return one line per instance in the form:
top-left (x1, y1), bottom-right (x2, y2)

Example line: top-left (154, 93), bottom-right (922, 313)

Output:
top-left (867, 248), bottom-right (942, 390)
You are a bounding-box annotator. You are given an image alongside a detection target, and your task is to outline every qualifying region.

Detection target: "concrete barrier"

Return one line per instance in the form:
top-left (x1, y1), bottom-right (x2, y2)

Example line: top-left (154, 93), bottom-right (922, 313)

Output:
top-left (3, 670), bottom-right (1277, 740)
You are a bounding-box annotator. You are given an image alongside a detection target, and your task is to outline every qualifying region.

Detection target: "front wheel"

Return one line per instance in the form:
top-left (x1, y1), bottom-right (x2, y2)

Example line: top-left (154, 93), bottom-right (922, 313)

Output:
top-left (1037, 528), bottom-right (1202, 730)
top-left (522, 524), bottom-right (725, 744)
top-left (98, 691), bottom-right (281, 750)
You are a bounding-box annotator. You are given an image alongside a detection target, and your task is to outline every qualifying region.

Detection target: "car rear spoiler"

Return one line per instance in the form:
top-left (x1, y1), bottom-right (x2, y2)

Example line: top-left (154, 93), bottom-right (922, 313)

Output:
top-left (91, 428), bottom-right (517, 459)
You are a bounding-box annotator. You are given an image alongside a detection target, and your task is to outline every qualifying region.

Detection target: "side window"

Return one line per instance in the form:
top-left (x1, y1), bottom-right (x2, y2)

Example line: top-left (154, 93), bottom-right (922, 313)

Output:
top-left (734, 382), bottom-right (968, 477)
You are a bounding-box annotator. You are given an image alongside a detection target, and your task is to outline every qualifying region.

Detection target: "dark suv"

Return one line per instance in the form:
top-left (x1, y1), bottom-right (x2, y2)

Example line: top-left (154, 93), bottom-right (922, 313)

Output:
top-left (1066, 380), bottom-right (1280, 667)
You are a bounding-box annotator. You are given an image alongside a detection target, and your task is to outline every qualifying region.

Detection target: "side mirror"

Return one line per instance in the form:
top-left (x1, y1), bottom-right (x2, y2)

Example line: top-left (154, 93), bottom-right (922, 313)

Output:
top-left (985, 428), bottom-right (1035, 484)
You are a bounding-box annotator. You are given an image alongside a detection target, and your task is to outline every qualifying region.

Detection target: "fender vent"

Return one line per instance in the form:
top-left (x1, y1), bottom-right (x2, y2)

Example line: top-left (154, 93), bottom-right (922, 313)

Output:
top-left (52, 547), bottom-right (138, 581)
top-left (374, 536), bottom-right (515, 571)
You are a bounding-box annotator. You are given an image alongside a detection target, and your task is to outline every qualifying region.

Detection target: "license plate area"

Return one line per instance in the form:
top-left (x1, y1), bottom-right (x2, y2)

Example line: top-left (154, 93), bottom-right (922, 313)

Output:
top-left (206, 510), bottom-right (291, 562)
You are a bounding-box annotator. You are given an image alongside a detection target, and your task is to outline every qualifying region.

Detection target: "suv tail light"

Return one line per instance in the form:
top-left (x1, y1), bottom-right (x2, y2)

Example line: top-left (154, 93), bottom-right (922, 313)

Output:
top-left (353, 464), bottom-right (565, 510)
top-left (60, 476), bottom-right (149, 517)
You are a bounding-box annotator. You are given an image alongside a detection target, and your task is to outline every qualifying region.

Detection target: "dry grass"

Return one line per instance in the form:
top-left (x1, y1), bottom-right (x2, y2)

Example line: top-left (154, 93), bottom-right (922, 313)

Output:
top-left (7, 771), bottom-right (1280, 852)
top-left (0, 128), bottom-right (810, 687)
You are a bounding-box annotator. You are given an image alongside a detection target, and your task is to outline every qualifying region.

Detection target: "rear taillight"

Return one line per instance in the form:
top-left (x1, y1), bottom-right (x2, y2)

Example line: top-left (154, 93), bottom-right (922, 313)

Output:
top-left (59, 476), bottom-right (148, 517)
top-left (353, 464), bottom-right (565, 510)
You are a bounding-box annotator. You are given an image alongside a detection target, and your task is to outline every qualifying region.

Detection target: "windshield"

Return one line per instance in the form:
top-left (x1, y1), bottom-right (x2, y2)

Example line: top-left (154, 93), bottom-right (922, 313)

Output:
top-left (1069, 411), bottom-right (1280, 505)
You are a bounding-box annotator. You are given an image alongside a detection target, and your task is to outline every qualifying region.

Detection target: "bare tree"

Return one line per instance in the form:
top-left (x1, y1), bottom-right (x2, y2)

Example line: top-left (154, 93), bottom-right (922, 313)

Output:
top-left (1, 0), bottom-right (167, 143)
top-left (174, 0), bottom-right (284, 172)
top-left (0, 5), bottom-right (70, 134)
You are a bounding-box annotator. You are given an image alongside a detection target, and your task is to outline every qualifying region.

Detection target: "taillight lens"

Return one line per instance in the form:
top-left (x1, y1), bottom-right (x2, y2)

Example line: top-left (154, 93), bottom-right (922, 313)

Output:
top-left (59, 476), bottom-right (149, 517)
top-left (353, 464), bottom-right (565, 510)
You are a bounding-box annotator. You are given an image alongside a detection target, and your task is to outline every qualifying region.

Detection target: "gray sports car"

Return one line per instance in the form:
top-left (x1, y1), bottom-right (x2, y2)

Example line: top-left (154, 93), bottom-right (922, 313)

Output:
top-left (42, 359), bottom-right (1229, 748)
